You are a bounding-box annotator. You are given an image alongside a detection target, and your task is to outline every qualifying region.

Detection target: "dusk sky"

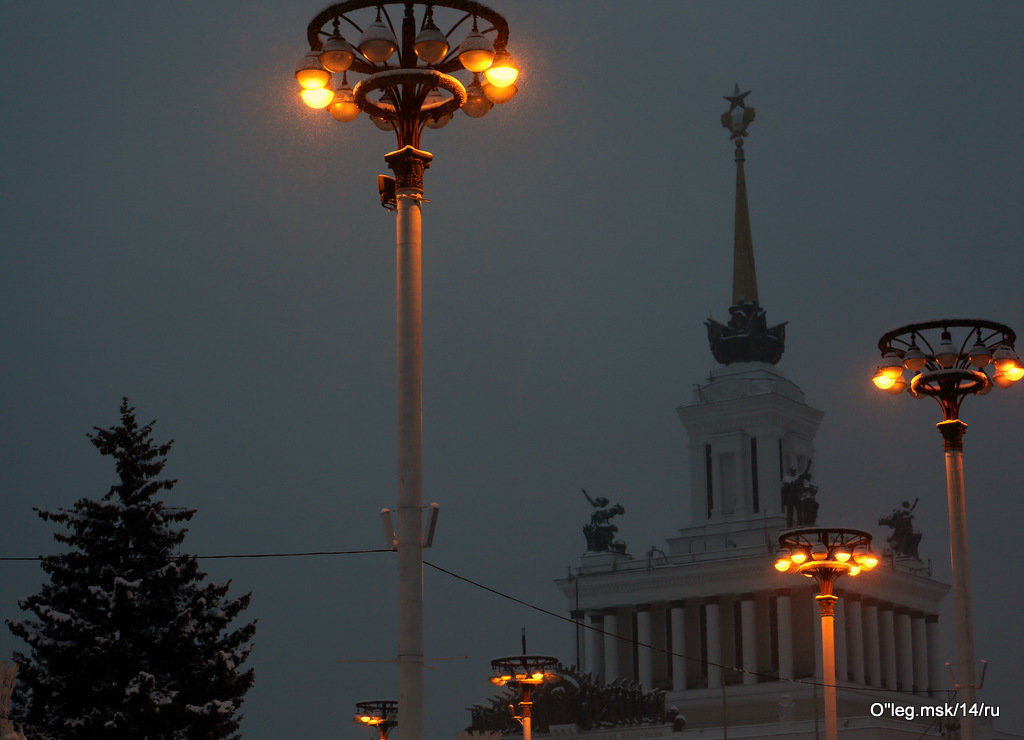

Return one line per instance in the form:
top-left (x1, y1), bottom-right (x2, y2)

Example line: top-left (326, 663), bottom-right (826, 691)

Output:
top-left (3, 2), bottom-right (1024, 738)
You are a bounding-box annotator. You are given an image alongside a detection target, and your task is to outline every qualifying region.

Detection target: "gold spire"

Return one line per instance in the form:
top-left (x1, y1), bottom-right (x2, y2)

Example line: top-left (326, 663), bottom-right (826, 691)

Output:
top-left (721, 84), bottom-right (758, 305)
top-left (706, 87), bottom-right (786, 366)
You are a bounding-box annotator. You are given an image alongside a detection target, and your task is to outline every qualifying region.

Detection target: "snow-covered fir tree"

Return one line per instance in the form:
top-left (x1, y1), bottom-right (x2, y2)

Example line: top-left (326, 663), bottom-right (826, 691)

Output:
top-left (6, 400), bottom-right (255, 739)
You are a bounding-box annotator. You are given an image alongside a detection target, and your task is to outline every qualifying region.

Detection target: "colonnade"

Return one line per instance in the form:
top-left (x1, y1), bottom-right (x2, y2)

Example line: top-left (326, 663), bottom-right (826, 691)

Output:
top-left (575, 589), bottom-right (941, 696)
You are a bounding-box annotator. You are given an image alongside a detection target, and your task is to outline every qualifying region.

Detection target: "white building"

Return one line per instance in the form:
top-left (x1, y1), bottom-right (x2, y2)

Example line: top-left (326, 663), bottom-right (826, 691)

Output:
top-left (550, 90), bottom-right (1015, 739)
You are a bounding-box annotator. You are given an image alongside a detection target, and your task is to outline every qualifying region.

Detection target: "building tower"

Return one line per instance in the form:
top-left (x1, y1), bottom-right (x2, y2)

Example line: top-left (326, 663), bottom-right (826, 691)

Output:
top-left (554, 88), bottom-right (952, 738)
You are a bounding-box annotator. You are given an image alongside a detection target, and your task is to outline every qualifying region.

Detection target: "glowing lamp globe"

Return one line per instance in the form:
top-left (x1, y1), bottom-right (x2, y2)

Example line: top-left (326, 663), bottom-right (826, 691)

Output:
top-left (423, 88), bottom-right (452, 129)
top-left (414, 24), bottom-right (449, 64)
top-left (320, 35), bottom-right (355, 73)
top-left (359, 18), bottom-right (398, 63)
top-left (902, 343), bottom-right (927, 371)
top-left (879, 351), bottom-right (903, 379)
top-left (968, 340), bottom-right (992, 368)
top-left (886, 375), bottom-right (907, 395)
top-left (301, 86), bottom-right (335, 109)
top-left (483, 82), bottom-right (517, 104)
top-left (484, 48), bottom-right (518, 87)
top-left (873, 369), bottom-right (896, 390)
top-left (935, 332), bottom-right (959, 368)
top-left (295, 52), bottom-right (330, 89)
top-left (462, 77), bottom-right (493, 117)
top-left (458, 29), bottom-right (494, 72)
top-left (328, 83), bottom-right (360, 122)
top-left (993, 343), bottom-right (1018, 371)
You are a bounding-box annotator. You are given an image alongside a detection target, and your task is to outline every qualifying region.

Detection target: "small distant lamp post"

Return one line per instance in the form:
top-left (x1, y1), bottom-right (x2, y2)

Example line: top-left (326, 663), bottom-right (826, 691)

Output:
top-left (354, 700), bottom-right (398, 740)
top-left (873, 319), bottom-right (1023, 740)
top-left (775, 527), bottom-right (878, 740)
top-left (488, 655), bottom-right (560, 740)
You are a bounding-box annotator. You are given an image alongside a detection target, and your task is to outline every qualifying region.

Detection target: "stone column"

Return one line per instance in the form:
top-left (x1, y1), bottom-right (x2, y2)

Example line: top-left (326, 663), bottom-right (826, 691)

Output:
top-left (926, 615), bottom-right (941, 697)
top-left (670, 601), bottom-right (687, 691)
top-left (740, 594), bottom-right (757, 684)
top-left (878, 604), bottom-right (897, 691)
top-left (636, 605), bottom-right (653, 689)
top-left (705, 598), bottom-right (722, 688)
top-left (776, 589), bottom-right (793, 680)
top-left (589, 612), bottom-right (605, 681)
top-left (741, 597), bottom-right (757, 683)
top-left (895, 608), bottom-right (914, 693)
top-left (845, 594), bottom-right (865, 684)
top-left (604, 609), bottom-right (619, 683)
top-left (571, 609), bottom-right (586, 674)
top-left (911, 611), bottom-right (927, 695)
top-left (863, 599), bottom-right (880, 687)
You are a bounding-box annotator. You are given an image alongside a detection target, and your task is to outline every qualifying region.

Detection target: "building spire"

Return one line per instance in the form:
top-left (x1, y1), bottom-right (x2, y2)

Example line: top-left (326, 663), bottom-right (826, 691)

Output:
top-left (705, 85), bottom-right (787, 365)
top-left (722, 84), bottom-right (758, 304)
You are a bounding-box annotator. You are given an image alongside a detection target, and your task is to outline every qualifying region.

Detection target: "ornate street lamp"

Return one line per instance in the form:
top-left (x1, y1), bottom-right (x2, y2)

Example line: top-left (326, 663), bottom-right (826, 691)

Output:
top-left (296, 6), bottom-right (520, 740)
top-left (775, 528), bottom-right (877, 740)
top-left (488, 655), bottom-right (560, 740)
top-left (873, 319), bottom-right (1023, 740)
top-left (354, 700), bottom-right (398, 740)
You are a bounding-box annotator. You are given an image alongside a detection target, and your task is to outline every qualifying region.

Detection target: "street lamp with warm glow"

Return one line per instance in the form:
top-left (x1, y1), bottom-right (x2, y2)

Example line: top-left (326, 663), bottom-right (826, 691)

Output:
top-left (296, 5), bottom-right (521, 740)
top-left (488, 655), bottom-right (560, 740)
top-left (775, 527), bottom-right (877, 740)
top-left (873, 319), bottom-right (1022, 740)
top-left (354, 700), bottom-right (398, 740)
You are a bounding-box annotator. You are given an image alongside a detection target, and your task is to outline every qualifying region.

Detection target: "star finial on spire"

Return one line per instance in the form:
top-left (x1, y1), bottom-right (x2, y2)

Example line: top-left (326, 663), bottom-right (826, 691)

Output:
top-left (721, 84), bottom-right (756, 140)
top-left (723, 83), bottom-right (751, 109)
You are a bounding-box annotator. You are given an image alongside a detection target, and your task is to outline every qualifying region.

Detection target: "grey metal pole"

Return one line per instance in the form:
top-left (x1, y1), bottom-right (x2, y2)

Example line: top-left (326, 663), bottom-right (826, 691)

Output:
top-left (940, 419), bottom-right (975, 740)
top-left (389, 145), bottom-right (432, 740)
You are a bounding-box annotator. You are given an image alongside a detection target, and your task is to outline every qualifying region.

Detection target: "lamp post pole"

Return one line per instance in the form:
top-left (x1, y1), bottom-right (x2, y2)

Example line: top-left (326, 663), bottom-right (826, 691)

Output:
top-left (774, 528), bottom-right (878, 740)
top-left (296, 5), bottom-right (520, 739)
top-left (873, 319), bottom-right (1024, 740)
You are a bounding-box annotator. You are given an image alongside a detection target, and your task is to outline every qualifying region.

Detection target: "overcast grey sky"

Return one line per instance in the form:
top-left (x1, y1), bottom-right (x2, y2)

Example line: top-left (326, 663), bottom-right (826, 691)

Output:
top-left (3, 2), bottom-right (1024, 738)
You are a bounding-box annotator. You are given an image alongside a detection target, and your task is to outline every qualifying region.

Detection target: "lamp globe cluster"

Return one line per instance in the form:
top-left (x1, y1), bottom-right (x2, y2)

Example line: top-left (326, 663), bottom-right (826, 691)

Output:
top-left (873, 320), bottom-right (1024, 397)
top-left (353, 700), bottom-right (398, 740)
top-left (296, 1), bottom-right (520, 129)
top-left (774, 528), bottom-right (878, 580)
top-left (488, 655), bottom-right (561, 688)
top-left (488, 656), bottom-right (559, 740)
